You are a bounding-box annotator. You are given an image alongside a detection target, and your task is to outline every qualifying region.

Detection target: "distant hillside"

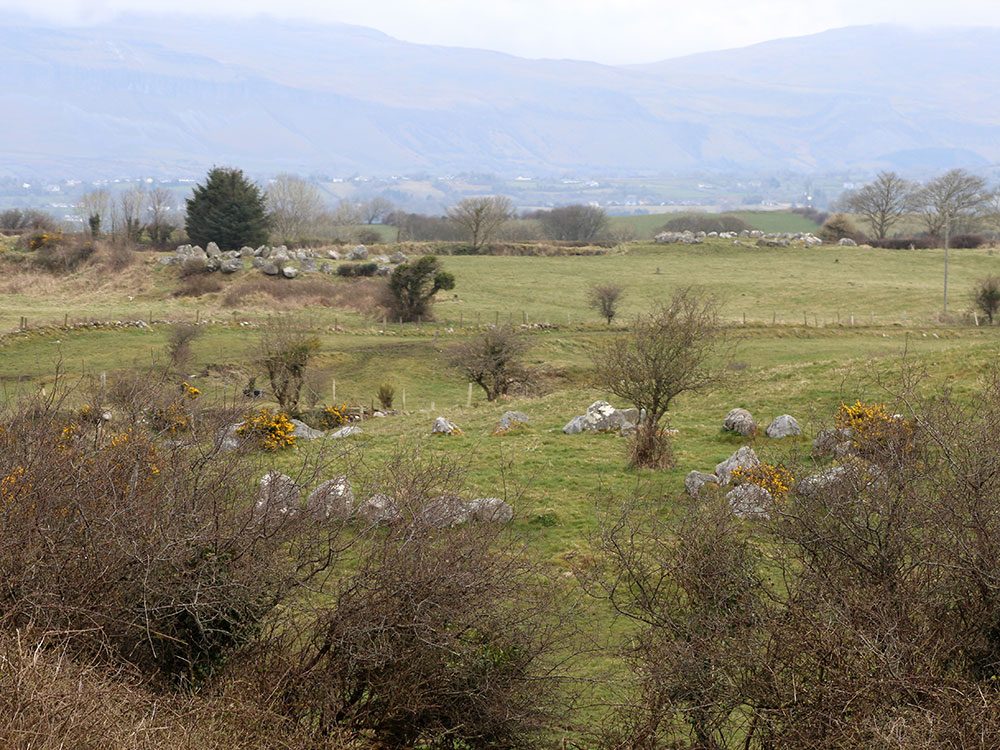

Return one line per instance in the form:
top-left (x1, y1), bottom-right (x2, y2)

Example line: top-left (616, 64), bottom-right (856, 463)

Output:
top-left (2, 16), bottom-right (999, 177)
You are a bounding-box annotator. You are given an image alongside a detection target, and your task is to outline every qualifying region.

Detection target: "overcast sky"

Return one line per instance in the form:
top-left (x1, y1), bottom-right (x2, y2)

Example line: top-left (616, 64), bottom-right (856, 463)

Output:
top-left (5, 0), bottom-right (1000, 63)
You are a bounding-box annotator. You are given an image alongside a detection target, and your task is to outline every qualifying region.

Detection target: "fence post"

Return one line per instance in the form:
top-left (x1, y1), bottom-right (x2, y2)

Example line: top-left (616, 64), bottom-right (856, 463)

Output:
top-left (467, 382), bottom-right (472, 407)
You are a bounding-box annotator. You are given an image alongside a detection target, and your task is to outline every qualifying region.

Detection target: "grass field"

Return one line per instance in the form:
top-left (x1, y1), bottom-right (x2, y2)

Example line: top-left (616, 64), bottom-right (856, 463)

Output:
top-left (609, 210), bottom-right (820, 238)
top-left (3, 233), bottom-right (1000, 739)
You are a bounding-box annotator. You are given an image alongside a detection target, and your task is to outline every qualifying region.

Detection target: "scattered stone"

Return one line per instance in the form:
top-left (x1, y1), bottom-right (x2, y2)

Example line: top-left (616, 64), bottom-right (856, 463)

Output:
top-left (282, 266), bottom-right (299, 279)
top-left (812, 428), bottom-right (855, 458)
top-left (307, 476), bottom-right (354, 519)
top-left (839, 238), bottom-right (858, 246)
top-left (563, 401), bottom-right (640, 434)
top-left (300, 257), bottom-right (319, 273)
top-left (420, 495), bottom-right (470, 528)
top-left (220, 258), bottom-right (243, 274)
top-left (726, 484), bottom-right (771, 519)
top-left (389, 251), bottom-right (409, 264)
top-left (357, 493), bottom-right (401, 525)
top-left (326, 249), bottom-right (341, 260)
top-left (256, 472), bottom-right (301, 518)
top-left (215, 423), bottom-right (243, 452)
top-left (766, 414), bottom-right (801, 439)
top-left (260, 262), bottom-right (279, 276)
top-left (205, 242), bottom-right (221, 258)
top-left (493, 411), bottom-right (530, 435)
top-left (715, 446), bottom-right (760, 485)
top-left (290, 418), bottom-right (324, 440)
top-left (685, 471), bottom-right (719, 499)
top-left (240, 246), bottom-right (255, 257)
top-left (431, 417), bottom-right (462, 435)
top-left (468, 497), bottom-right (514, 523)
top-left (330, 425), bottom-right (362, 439)
top-left (723, 408), bottom-right (757, 437)
top-left (795, 466), bottom-right (851, 499)
top-left (205, 257), bottom-right (220, 272)
top-left (319, 262), bottom-right (333, 274)
top-left (346, 244), bottom-right (368, 261)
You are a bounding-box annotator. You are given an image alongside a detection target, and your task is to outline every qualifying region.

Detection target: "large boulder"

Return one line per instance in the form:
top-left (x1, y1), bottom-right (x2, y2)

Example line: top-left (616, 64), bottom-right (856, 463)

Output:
top-left (306, 476), bottom-right (354, 519)
top-left (215, 422), bottom-right (243, 452)
top-left (290, 419), bottom-right (324, 441)
top-left (431, 417), bottom-right (462, 435)
top-left (766, 414), bottom-right (801, 439)
top-left (726, 484), bottom-right (771, 519)
top-left (685, 471), bottom-right (719, 499)
top-left (220, 258), bottom-right (243, 274)
top-left (282, 266), bottom-right (299, 279)
top-left (256, 472), bottom-right (301, 519)
top-left (724, 408), bottom-right (757, 437)
top-left (715, 446), bottom-right (760, 485)
top-left (300, 257), bottom-right (319, 273)
top-left (839, 237), bottom-right (858, 247)
top-left (357, 493), bottom-right (401, 525)
top-left (493, 411), bottom-right (530, 435)
top-left (346, 244), bottom-right (368, 261)
top-left (468, 497), bottom-right (514, 524)
top-left (420, 495), bottom-right (470, 528)
top-left (389, 251), bottom-right (408, 264)
top-left (260, 262), bottom-right (280, 276)
top-left (562, 401), bottom-right (639, 434)
top-left (205, 242), bottom-right (221, 258)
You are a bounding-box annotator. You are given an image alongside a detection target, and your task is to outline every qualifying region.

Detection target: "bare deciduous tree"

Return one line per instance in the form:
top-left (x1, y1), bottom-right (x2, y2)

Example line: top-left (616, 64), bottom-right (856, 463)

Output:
top-left (266, 174), bottom-right (325, 242)
top-left (146, 186), bottom-right (177, 248)
top-left (361, 196), bottom-right (393, 224)
top-left (257, 318), bottom-right (321, 415)
top-left (115, 185), bottom-right (146, 243)
top-left (913, 169), bottom-right (990, 311)
top-left (448, 326), bottom-right (532, 401)
top-left (538, 204), bottom-right (608, 242)
top-left (592, 288), bottom-right (726, 468)
top-left (840, 170), bottom-right (914, 240)
top-left (447, 195), bottom-right (515, 250)
top-left (588, 283), bottom-right (625, 324)
top-left (78, 188), bottom-right (110, 238)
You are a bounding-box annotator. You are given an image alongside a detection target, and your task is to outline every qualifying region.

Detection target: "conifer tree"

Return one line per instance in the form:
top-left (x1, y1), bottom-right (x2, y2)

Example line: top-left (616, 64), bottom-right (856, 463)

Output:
top-left (185, 167), bottom-right (269, 250)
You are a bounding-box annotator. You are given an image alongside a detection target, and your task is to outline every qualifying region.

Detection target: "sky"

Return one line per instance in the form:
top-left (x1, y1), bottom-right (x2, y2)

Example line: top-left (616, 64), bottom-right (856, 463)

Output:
top-left (4, 0), bottom-right (1000, 63)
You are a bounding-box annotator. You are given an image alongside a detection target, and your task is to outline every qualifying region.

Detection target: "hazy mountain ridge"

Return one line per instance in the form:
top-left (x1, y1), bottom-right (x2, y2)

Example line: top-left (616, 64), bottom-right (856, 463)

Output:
top-left (1, 15), bottom-right (997, 177)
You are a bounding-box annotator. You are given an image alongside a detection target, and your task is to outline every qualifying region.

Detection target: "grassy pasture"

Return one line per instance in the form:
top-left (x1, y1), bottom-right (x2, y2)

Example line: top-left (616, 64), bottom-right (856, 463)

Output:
top-left (2, 234), bottom-right (1000, 738)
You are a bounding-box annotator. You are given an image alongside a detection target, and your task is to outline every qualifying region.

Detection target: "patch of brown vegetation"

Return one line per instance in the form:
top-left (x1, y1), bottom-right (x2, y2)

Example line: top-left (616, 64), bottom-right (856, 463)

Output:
top-left (223, 276), bottom-right (384, 316)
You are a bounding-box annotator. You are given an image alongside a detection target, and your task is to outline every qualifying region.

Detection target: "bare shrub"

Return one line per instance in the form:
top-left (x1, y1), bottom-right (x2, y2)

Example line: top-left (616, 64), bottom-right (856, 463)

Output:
top-left (172, 274), bottom-right (222, 297)
top-left (593, 364), bottom-right (1000, 748)
top-left (165, 323), bottom-right (205, 370)
top-left (0, 386), bottom-right (347, 686)
top-left (974, 276), bottom-right (1000, 323)
top-left (248, 449), bottom-right (574, 748)
top-left (448, 326), bottom-right (532, 401)
top-left (32, 237), bottom-right (94, 273)
top-left (223, 276), bottom-right (383, 315)
top-left (588, 282), bottom-right (625, 324)
top-left (376, 381), bottom-right (395, 409)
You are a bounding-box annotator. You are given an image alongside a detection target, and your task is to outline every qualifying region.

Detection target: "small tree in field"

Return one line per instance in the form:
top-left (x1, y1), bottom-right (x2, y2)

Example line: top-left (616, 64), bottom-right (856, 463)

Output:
top-left (449, 326), bottom-right (531, 401)
top-left (588, 283), bottom-right (625, 324)
top-left (974, 276), bottom-right (1000, 324)
top-left (257, 319), bottom-right (320, 415)
top-left (186, 167), bottom-right (269, 251)
top-left (593, 288), bottom-right (725, 469)
top-left (383, 255), bottom-right (455, 322)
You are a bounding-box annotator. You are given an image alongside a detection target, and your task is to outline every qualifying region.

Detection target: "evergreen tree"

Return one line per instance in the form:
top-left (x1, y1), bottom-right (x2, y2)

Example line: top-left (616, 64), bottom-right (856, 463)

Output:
top-left (185, 167), bottom-right (269, 250)
top-left (384, 256), bottom-right (455, 322)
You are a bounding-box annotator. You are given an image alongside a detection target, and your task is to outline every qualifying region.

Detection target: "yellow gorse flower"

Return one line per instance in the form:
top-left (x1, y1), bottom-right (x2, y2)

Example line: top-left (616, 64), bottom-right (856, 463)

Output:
top-left (237, 408), bottom-right (296, 451)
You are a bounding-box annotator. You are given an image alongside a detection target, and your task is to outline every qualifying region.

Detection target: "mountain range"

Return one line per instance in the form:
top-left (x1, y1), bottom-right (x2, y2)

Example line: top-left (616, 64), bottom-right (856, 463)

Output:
top-left (2, 15), bottom-right (998, 178)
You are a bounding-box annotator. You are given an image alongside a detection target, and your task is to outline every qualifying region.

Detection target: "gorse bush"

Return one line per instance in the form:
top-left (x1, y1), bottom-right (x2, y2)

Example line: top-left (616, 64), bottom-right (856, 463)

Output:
top-left (237, 408), bottom-right (296, 451)
top-left (731, 462), bottom-right (795, 500)
top-left (318, 402), bottom-right (350, 429)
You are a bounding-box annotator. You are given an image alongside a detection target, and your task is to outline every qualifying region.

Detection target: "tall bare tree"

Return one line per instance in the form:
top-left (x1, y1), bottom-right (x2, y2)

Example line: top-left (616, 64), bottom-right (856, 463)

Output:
top-left (539, 204), bottom-right (608, 242)
top-left (447, 195), bottom-right (515, 250)
top-left (913, 169), bottom-right (990, 312)
top-left (78, 189), bottom-right (110, 238)
top-left (841, 171), bottom-right (913, 240)
top-left (361, 196), bottom-right (393, 225)
top-left (115, 185), bottom-right (146, 243)
top-left (146, 186), bottom-right (177, 248)
top-left (265, 174), bottom-right (325, 243)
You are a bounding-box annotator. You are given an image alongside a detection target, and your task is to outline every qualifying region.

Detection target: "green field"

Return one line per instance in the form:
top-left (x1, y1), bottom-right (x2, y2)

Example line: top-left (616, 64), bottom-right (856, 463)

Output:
top-left (3, 234), bottom-right (1000, 741)
top-left (610, 210), bottom-right (820, 238)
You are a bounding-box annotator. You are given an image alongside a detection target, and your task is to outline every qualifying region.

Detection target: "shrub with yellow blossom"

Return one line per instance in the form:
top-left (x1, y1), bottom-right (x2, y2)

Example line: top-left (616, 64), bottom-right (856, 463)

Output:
top-left (237, 408), bottom-right (296, 451)
top-left (181, 381), bottom-right (201, 400)
top-left (835, 399), bottom-right (914, 457)
top-left (731, 462), bottom-right (795, 500)
top-left (150, 402), bottom-right (190, 434)
top-left (319, 403), bottom-right (350, 429)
